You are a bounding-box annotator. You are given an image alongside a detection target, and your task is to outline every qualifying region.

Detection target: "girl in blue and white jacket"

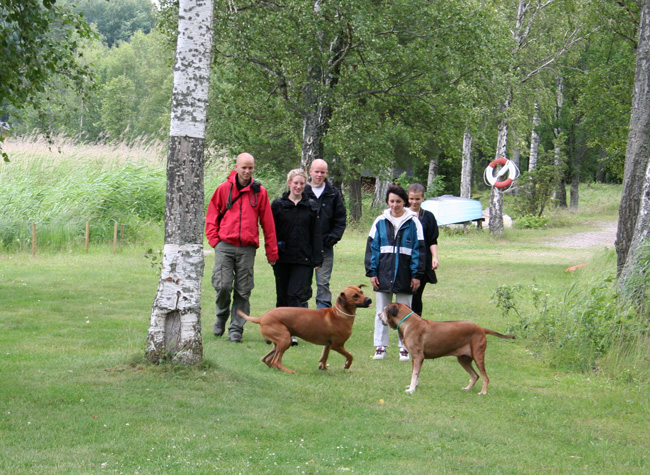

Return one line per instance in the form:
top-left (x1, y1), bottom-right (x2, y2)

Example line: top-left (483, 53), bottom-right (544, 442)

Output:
top-left (364, 185), bottom-right (425, 361)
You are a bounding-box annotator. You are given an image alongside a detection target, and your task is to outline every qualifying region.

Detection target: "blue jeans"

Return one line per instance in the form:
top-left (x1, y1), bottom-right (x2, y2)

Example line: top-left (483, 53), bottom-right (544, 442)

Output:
top-left (315, 247), bottom-right (334, 308)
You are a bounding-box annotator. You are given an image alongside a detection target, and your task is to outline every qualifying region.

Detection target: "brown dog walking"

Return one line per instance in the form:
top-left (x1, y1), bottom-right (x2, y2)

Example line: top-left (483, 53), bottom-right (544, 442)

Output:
top-left (380, 303), bottom-right (514, 394)
top-left (237, 285), bottom-right (371, 374)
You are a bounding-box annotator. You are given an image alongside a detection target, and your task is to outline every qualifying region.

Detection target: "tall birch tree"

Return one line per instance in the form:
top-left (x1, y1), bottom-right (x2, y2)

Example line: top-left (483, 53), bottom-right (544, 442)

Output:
top-left (146, 0), bottom-right (213, 364)
top-left (460, 129), bottom-right (473, 198)
top-left (617, 0), bottom-right (650, 274)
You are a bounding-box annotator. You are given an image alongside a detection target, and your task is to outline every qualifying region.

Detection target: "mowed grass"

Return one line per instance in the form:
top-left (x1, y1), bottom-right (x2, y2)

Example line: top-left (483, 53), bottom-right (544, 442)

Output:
top-left (1, 184), bottom-right (648, 474)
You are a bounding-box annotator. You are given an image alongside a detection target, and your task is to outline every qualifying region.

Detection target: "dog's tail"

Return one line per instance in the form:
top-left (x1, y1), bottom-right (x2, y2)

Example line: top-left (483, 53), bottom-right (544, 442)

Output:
top-left (484, 328), bottom-right (515, 339)
top-left (236, 310), bottom-right (261, 324)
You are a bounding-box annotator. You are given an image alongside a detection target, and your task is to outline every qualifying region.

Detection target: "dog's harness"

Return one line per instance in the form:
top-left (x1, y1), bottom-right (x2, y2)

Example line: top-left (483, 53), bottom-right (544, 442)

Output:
top-left (335, 304), bottom-right (356, 318)
top-left (396, 311), bottom-right (414, 330)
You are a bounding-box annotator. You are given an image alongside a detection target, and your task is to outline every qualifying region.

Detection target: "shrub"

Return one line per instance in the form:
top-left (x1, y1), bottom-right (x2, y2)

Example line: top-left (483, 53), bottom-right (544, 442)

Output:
top-left (492, 266), bottom-right (650, 376)
top-left (514, 214), bottom-right (550, 229)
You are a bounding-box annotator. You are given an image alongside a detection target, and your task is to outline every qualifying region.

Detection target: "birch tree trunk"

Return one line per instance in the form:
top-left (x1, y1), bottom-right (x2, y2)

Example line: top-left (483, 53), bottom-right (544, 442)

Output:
top-left (618, 155), bottom-right (650, 301)
top-left (570, 145), bottom-right (585, 211)
top-left (460, 129), bottom-right (473, 199)
top-left (427, 156), bottom-right (438, 190)
top-left (529, 103), bottom-right (541, 172)
top-left (300, 77), bottom-right (329, 169)
top-left (347, 177), bottom-right (362, 222)
top-left (372, 172), bottom-right (392, 209)
top-left (617, 0), bottom-right (650, 274)
top-left (489, 101), bottom-right (509, 238)
top-left (146, 0), bottom-right (213, 365)
top-left (554, 76), bottom-right (567, 207)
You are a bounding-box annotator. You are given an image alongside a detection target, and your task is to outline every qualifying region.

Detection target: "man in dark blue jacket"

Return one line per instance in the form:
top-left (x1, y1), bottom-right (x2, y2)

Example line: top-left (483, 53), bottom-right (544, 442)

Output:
top-left (305, 159), bottom-right (347, 309)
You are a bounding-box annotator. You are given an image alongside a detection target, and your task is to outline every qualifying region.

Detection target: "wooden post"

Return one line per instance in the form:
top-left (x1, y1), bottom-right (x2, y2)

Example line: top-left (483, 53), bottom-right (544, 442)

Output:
top-left (85, 221), bottom-right (90, 252)
top-left (113, 222), bottom-right (118, 252)
top-left (32, 223), bottom-right (36, 257)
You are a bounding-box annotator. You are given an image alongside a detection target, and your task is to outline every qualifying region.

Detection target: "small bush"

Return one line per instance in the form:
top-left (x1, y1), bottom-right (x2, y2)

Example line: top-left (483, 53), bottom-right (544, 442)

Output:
top-left (514, 214), bottom-right (550, 229)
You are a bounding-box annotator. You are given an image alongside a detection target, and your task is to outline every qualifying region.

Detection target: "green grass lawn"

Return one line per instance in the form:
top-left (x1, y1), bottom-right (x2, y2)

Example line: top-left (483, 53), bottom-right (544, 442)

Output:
top-left (1, 185), bottom-right (647, 474)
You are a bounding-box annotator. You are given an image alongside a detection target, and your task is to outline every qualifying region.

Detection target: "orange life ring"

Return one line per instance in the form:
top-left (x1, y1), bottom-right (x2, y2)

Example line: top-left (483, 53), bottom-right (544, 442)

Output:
top-left (484, 157), bottom-right (518, 188)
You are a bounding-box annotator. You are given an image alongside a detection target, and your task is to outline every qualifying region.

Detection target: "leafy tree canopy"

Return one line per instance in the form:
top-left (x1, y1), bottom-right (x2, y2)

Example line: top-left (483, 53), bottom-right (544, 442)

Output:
top-left (63, 0), bottom-right (155, 47)
top-left (0, 0), bottom-right (94, 160)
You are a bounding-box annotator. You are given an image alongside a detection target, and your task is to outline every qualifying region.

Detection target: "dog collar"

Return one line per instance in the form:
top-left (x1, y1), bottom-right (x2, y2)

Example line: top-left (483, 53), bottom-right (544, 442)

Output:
top-left (335, 304), bottom-right (356, 318)
top-left (396, 311), bottom-right (414, 330)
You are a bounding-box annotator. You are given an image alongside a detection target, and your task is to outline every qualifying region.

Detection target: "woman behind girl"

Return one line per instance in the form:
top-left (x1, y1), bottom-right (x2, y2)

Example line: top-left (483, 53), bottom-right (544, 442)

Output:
top-left (365, 184), bottom-right (425, 361)
top-left (407, 183), bottom-right (439, 317)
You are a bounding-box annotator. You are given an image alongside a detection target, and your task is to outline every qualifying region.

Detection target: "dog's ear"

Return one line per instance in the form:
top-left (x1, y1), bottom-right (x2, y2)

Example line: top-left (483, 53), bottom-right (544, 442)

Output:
top-left (389, 304), bottom-right (399, 317)
top-left (336, 292), bottom-right (345, 306)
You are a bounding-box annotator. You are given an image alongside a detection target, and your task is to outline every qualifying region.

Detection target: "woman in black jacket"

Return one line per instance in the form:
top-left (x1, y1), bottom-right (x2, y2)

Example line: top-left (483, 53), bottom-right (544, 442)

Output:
top-left (407, 183), bottom-right (439, 317)
top-left (272, 169), bottom-right (323, 331)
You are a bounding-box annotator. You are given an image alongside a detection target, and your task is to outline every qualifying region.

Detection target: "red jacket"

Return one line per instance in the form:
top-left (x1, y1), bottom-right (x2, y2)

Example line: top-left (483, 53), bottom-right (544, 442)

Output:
top-left (205, 170), bottom-right (279, 261)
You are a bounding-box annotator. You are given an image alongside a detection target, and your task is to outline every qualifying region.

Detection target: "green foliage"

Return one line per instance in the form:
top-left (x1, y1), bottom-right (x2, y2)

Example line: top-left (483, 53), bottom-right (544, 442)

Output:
top-left (0, 0), bottom-right (95, 160)
top-left (568, 0), bottom-right (637, 181)
top-left (64, 0), bottom-right (155, 47)
top-left (511, 155), bottom-right (562, 218)
top-left (100, 75), bottom-right (136, 139)
top-left (11, 29), bottom-right (173, 143)
top-left (493, 263), bottom-right (650, 374)
top-left (207, 0), bottom-right (505, 180)
top-left (514, 214), bottom-right (550, 229)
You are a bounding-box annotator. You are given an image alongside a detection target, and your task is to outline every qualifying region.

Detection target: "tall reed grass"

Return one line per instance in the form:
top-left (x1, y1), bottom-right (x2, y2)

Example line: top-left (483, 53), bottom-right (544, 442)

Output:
top-left (1, 135), bottom-right (289, 251)
top-left (1, 135), bottom-right (170, 250)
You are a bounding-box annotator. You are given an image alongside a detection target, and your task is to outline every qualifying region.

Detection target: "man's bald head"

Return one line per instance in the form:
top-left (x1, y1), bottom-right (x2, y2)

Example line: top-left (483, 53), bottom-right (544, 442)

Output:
top-left (235, 153), bottom-right (255, 186)
top-left (309, 158), bottom-right (329, 187)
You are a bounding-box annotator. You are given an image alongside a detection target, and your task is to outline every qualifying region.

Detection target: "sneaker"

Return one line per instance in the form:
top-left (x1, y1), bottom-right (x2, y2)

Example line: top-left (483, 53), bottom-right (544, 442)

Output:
top-left (290, 336), bottom-right (299, 346)
top-left (229, 332), bottom-right (242, 343)
top-left (373, 346), bottom-right (386, 360)
top-left (214, 320), bottom-right (225, 337)
top-left (399, 348), bottom-right (410, 361)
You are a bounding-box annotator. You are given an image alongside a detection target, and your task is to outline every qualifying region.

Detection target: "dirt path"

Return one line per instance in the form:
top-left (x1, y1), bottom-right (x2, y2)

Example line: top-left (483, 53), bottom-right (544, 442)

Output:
top-left (543, 220), bottom-right (618, 249)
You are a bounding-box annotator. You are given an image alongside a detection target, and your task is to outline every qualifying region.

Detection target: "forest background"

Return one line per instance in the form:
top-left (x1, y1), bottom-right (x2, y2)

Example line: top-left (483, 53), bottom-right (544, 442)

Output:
top-left (1, 0), bottom-right (637, 211)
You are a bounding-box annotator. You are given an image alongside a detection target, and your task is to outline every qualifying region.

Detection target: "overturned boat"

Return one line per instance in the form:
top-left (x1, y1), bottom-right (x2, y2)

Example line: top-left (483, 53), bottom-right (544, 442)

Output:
top-left (420, 195), bottom-right (484, 227)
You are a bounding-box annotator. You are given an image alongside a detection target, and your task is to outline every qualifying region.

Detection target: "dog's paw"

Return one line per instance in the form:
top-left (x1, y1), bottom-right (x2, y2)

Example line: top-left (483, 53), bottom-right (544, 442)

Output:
top-left (405, 387), bottom-right (416, 394)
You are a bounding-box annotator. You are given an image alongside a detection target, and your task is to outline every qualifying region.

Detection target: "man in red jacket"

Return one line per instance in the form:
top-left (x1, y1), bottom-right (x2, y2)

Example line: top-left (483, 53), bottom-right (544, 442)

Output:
top-left (205, 153), bottom-right (279, 342)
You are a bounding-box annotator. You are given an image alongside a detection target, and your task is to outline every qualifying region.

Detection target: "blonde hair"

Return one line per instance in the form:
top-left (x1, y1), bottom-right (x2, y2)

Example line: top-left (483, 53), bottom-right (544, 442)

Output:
top-left (286, 168), bottom-right (308, 186)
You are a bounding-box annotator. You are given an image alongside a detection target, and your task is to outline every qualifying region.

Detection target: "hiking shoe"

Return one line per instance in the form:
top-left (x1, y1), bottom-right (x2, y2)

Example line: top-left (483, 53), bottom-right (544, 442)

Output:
top-left (290, 336), bottom-right (299, 347)
top-left (399, 348), bottom-right (410, 361)
top-left (373, 346), bottom-right (386, 360)
top-left (214, 320), bottom-right (225, 337)
top-left (229, 332), bottom-right (242, 343)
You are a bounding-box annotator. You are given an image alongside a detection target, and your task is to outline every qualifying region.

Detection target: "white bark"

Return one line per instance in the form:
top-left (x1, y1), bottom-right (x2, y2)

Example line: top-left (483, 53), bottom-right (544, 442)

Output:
top-left (169, 0), bottom-right (214, 138)
top-left (460, 129), bottom-right (473, 199)
top-left (427, 157), bottom-right (438, 190)
top-left (148, 244), bottom-right (204, 363)
top-left (147, 0), bottom-right (214, 365)
top-left (554, 76), bottom-right (567, 207)
top-left (529, 103), bottom-right (541, 172)
top-left (489, 109), bottom-right (509, 238)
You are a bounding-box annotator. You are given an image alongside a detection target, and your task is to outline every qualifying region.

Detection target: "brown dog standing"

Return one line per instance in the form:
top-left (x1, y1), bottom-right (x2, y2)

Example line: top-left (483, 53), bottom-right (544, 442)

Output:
top-left (380, 303), bottom-right (514, 394)
top-left (237, 285), bottom-right (371, 374)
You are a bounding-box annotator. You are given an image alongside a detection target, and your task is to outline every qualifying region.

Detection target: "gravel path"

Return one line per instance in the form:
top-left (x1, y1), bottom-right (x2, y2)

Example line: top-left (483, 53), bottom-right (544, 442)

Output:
top-left (544, 220), bottom-right (618, 249)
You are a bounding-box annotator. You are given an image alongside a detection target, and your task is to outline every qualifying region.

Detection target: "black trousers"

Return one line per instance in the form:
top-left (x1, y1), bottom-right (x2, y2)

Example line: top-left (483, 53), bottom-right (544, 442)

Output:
top-left (411, 279), bottom-right (427, 316)
top-left (273, 262), bottom-right (314, 308)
